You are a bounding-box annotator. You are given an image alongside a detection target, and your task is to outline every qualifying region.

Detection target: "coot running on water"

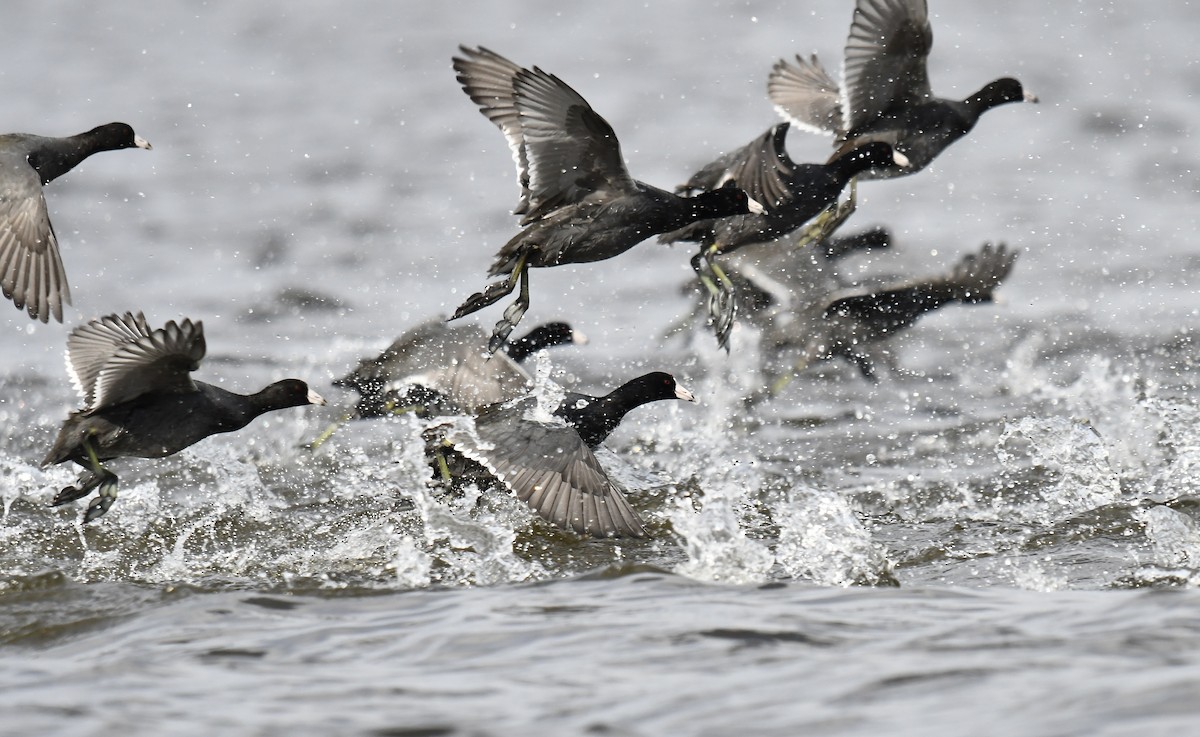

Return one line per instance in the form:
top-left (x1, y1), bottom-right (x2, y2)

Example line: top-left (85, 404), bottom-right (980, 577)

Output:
top-left (429, 371), bottom-right (696, 538)
top-left (43, 312), bottom-right (325, 522)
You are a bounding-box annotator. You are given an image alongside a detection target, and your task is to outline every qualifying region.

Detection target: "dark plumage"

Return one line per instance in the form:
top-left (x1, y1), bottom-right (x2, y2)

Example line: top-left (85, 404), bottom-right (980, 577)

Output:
top-left (769, 242), bottom-right (1019, 380)
top-left (0, 123), bottom-right (151, 322)
top-left (334, 319), bottom-right (586, 418)
top-left (661, 124), bottom-right (906, 254)
top-left (768, 0), bottom-right (1036, 178)
top-left (430, 371), bottom-right (696, 538)
top-left (659, 122), bottom-right (906, 347)
top-left (42, 312), bottom-right (325, 522)
top-left (448, 46), bottom-right (763, 353)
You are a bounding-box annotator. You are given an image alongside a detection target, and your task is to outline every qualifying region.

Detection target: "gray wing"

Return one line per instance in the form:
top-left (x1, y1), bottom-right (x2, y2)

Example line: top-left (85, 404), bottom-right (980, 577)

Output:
top-left (67, 312), bottom-right (205, 411)
top-left (0, 150), bottom-right (70, 323)
top-left (676, 124), bottom-right (795, 208)
top-left (455, 47), bottom-right (636, 226)
top-left (510, 64), bottom-right (638, 222)
top-left (843, 0), bottom-right (933, 130)
top-left (453, 46), bottom-right (536, 219)
top-left (448, 406), bottom-right (647, 538)
top-left (340, 318), bottom-right (531, 413)
top-left (767, 54), bottom-right (845, 136)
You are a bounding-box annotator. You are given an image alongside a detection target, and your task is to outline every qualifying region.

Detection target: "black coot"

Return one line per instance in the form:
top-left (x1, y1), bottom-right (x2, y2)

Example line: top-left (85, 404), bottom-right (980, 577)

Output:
top-left (430, 371), bottom-right (696, 538)
top-left (768, 0), bottom-right (1036, 177)
top-left (0, 123), bottom-right (151, 322)
top-left (42, 312), bottom-right (325, 522)
top-left (771, 242), bottom-right (1019, 380)
top-left (448, 46), bottom-right (763, 353)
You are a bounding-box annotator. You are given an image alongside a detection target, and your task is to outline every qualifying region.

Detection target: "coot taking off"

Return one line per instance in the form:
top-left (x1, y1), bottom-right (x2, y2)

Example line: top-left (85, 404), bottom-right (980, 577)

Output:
top-left (659, 121), bottom-right (907, 348)
top-left (768, 0), bottom-right (1036, 177)
top-left (431, 371), bottom-right (696, 538)
top-left (448, 46), bottom-right (763, 353)
top-left (0, 123), bottom-right (151, 323)
top-left (777, 242), bottom-right (1020, 380)
top-left (42, 312), bottom-right (326, 522)
top-left (334, 319), bottom-right (586, 418)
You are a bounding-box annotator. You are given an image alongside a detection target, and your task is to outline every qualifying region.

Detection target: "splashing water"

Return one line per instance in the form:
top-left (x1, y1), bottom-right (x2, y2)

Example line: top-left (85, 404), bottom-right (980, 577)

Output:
top-left (773, 485), bottom-right (894, 586)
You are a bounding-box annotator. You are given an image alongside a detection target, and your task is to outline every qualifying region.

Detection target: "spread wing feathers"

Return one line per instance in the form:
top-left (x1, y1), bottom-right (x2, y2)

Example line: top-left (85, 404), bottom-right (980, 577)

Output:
top-left (448, 408), bottom-right (647, 538)
top-left (675, 123), bottom-right (795, 208)
top-left (0, 183), bottom-right (70, 323)
top-left (453, 46), bottom-right (535, 218)
top-left (66, 312), bottom-right (205, 411)
top-left (843, 0), bottom-right (933, 130)
top-left (454, 46), bottom-right (636, 227)
top-left (767, 54), bottom-right (845, 136)
top-left (823, 242), bottom-right (1017, 328)
top-left (335, 320), bottom-right (530, 411)
top-left (510, 65), bottom-right (637, 223)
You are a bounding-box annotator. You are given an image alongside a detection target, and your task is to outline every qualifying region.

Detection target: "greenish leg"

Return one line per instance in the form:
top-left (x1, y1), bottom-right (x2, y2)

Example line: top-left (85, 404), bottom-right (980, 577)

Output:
top-left (691, 243), bottom-right (737, 351)
top-left (794, 177), bottom-right (860, 251)
top-left (450, 250), bottom-right (528, 324)
top-left (488, 255), bottom-right (531, 354)
top-left (435, 444), bottom-right (453, 483)
top-left (83, 433), bottom-right (104, 475)
top-left (308, 410), bottom-right (356, 451)
top-left (79, 435), bottom-right (119, 523)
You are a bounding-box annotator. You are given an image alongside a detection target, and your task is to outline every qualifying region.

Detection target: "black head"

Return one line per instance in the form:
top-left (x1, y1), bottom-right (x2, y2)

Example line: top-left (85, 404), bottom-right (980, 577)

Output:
top-left (610, 371), bottom-right (697, 407)
top-left (257, 379), bottom-right (327, 411)
top-left (560, 371), bottom-right (696, 447)
top-left (87, 122), bottom-right (153, 151)
top-left (971, 78), bottom-right (1038, 109)
top-left (691, 183), bottom-right (765, 218)
top-left (505, 321), bottom-right (587, 363)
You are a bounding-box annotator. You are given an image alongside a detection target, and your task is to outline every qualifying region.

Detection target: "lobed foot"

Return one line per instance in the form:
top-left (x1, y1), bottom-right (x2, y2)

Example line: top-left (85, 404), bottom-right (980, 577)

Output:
top-left (691, 251), bottom-right (737, 351)
top-left (486, 297), bottom-right (527, 354)
top-left (83, 472), bottom-right (119, 523)
top-left (451, 279), bottom-right (514, 321)
top-left (50, 469), bottom-right (105, 507)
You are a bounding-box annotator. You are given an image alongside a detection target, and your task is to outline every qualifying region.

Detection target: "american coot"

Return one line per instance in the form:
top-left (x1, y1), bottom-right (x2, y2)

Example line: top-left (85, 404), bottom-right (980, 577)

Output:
top-left (659, 121), bottom-right (907, 348)
top-left (447, 46), bottom-right (764, 353)
top-left (768, 0), bottom-right (1036, 177)
top-left (42, 312), bottom-right (326, 522)
top-left (334, 318), bottom-right (586, 418)
top-left (770, 242), bottom-right (1019, 380)
top-left (0, 123), bottom-right (151, 323)
top-left (429, 371), bottom-right (696, 538)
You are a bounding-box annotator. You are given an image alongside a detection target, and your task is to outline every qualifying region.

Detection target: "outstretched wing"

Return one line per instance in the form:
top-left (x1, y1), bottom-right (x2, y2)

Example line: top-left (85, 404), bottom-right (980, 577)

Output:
top-left (66, 312), bottom-right (205, 411)
top-left (0, 149), bottom-right (70, 323)
top-left (453, 46), bottom-right (537, 218)
top-left (447, 405), bottom-right (647, 538)
top-left (454, 46), bottom-right (636, 226)
top-left (511, 65), bottom-right (637, 221)
top-left (767, 53), bottom-right (845, 136)
top-left (336, 318), bottom-right (531, 414)
top-left (843, 0), bottom-right (933, 130)
top-left (676, 123), bottom-right (795, 208)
